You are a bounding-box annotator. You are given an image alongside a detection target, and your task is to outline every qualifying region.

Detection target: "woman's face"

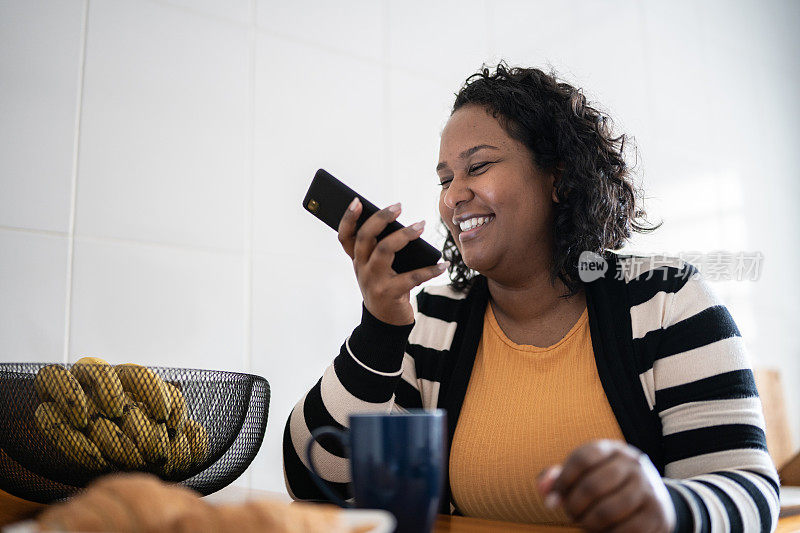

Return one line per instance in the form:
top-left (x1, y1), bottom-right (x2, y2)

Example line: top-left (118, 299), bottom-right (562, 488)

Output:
top-left (437, 104), bottom-right (558, 280)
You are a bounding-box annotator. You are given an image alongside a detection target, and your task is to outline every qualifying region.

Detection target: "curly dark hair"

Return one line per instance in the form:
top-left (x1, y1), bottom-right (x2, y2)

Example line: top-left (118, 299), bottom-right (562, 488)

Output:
top-left (442, 62), bottom-right (661, 296)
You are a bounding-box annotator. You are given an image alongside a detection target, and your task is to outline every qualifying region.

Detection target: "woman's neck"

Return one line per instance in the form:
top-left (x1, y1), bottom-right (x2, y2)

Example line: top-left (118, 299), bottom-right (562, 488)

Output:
top-left (486, 269), bottom-right (584, 326)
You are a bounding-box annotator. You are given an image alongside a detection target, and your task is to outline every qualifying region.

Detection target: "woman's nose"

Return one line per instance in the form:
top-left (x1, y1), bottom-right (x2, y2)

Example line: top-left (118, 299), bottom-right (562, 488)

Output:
top-left (443, 176), bottom-right (472, 210)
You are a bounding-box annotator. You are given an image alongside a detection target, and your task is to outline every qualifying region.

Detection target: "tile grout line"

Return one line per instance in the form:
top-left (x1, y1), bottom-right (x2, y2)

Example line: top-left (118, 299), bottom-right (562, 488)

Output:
top-left (381, 0), bottom-right (393, 199)
top-left (63, 0), bottom-right (90, 365)
top-left (245, 0), bottom-right (256, 380)
top-left (0, 225), bottom-right (69, 238)
top-left (65, 232), bottom-right (244, 256)
top-left (0, 222), bottom-right (279, 257)
top-left (243, 0), bottom-right (258, 492)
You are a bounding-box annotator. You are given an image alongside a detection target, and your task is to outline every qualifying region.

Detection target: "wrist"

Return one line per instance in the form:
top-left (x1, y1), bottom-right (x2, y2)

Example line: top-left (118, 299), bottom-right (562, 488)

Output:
top-left (348, 304), bottom-right (414, 373)
top-left (363, 300), bottom-right (413, 326)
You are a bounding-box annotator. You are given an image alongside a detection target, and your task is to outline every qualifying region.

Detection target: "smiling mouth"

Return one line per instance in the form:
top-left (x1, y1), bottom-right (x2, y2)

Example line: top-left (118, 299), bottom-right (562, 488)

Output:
top-left (457, 215), bottom-right (494, 243)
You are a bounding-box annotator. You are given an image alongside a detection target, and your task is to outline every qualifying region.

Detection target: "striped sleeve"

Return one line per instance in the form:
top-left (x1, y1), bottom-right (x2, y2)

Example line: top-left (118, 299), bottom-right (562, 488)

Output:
top-left (633, 260), bottom-right (779, 532)
top-left (282, 303), bottom-right (422, 501)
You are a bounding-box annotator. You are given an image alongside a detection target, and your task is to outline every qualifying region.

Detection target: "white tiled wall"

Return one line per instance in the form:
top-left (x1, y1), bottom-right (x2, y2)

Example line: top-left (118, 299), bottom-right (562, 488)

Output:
top-left (0, 230), bottom-right (69, 362)
top-left (68, 237), bottom-right (245, 370)
top-left (249, 251), bottom-right (363, 489)
top-left (387, 0), bottom-right (488, 88)
top-left (0, 0), bottom-right (84, 232)
top-left (76, 0), bottom-right (250, 250)
top-left (1, 0), bottom-right (798, 494)
top-left (255, 0), bottom-right (382, 61)
top-left (252, 33), bottom-right (388, 259)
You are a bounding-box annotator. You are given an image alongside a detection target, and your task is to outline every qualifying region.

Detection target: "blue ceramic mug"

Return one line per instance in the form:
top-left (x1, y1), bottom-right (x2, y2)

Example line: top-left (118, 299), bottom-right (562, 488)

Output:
top-left (305, 409), bottom-right (447, 533)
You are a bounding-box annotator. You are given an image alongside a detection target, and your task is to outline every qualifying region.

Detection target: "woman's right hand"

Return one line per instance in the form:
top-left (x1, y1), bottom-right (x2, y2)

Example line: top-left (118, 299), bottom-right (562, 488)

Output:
top-left (338, 198), bottom-right (448, 326)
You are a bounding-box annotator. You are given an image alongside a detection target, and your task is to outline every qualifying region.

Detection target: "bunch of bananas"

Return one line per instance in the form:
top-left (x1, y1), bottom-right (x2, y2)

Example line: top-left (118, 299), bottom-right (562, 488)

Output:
top-left (33, 357), bottom-right (209, 479)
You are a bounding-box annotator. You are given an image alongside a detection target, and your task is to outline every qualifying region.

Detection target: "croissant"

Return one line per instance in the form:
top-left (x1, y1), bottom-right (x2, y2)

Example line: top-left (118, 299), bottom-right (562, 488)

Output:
top-left (36, 472), bottom-right (352, 533)
top-left (149, 500), bottom-right (345, 533)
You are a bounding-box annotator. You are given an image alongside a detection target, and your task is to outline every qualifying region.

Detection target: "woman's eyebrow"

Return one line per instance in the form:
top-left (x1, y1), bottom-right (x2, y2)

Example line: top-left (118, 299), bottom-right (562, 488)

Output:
top-left (436, 144), bottom-right (500, 172)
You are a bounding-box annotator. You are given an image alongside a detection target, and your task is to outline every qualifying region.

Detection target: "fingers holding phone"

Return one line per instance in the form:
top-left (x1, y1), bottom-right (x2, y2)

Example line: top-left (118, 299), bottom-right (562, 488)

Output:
top-left (309, 169), bottom-right (446, 325)
top-left (337, 199), bottom-right (447, 326)
top-left (368, 217), bottom-right (449, 291)
top-left (307, 169), bottom-right (441, 272)
top-left (337, 196), bottom-right (362, 259)
top-left (353, 201), bottom-right (403, 266)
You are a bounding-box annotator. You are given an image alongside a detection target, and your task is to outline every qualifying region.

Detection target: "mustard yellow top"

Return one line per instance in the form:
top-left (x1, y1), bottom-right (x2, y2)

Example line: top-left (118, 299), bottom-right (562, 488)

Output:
top-left (449, 302), bottom-right (625, 525)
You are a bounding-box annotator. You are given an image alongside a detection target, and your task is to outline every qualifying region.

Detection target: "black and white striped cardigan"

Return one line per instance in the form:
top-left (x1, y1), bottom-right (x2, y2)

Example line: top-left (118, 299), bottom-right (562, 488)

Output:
top-left (283, 252), bottom-right (780, 532)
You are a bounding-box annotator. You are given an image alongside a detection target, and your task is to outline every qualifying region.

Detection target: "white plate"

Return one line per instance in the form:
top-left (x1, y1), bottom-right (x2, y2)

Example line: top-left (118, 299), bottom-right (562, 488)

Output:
top-left (2, 521), bottom-right (35, 533)
top-left (3, 508), bottom-right (395, 533)
top-left (341, 508), bottom-right (396, 533)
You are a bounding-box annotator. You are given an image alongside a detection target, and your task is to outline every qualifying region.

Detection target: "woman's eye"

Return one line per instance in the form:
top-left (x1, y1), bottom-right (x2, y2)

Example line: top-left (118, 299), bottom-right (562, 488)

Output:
top-left (469, 162), bottom-right (491, 174)
top-left (439, 162), bottom-right (494, 188)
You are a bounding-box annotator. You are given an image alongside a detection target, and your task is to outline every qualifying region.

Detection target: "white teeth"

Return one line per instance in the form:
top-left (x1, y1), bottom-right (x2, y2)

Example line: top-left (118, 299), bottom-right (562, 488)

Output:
top-left (458, 216), bottom-right (492, 232)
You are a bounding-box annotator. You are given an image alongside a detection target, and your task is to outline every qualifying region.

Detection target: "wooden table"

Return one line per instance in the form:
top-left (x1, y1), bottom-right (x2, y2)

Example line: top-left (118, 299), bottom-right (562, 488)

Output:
top-left (434, 515), bottom-right (581, 532)
top-left (4, 486), bottom-right (800, 531)
top-left (433, 514), bottom-right (800, 532)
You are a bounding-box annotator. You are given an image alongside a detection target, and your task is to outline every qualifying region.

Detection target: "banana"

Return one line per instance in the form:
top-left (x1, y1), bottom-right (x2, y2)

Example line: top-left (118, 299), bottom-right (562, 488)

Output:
top-left (120, 405), bottom-right (169, 465)
top-left (160, 429), bottom-right (192, 478)
top-left (33, 373), bottom-right (48, 402)
top-left (122, 392), bottom-right (142, 411)
top-left (164, 383), bottom-right (187, 431)
top-left (51, 423), bottom-right (109, 472)
top-left (147, 421), bottom-right (170, 467)
top-left (160, 443), bottom-right (174, 477)
top-left (87, 417), bottom-right (146, 470)
top-left (149, 420), bottom-right (170, 466)
top-left (86, 394), bottom-right (102, 420)
top-left (35, 402), bottom-right (70, 431)
top-left (34, 365), bottom-right (88, 429)
top-left (115, 364), bottom-right (171, 422)
top-left (170, 431), bottom-right (192, 476)
top-left (183, 419), bottom-right (209, 467)
top-left (37, 416), bottom-right (109, 472)
top-left (71, 357), bottom-right (125, 419)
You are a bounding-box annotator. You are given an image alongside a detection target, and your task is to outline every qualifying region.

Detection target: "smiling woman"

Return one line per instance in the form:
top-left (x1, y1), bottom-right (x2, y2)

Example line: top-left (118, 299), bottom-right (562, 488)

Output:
top-left (283, 63), bottom-right (779, 533)
top-left (439, 65), bottom-right (656, 295)
top-left (437, 107), bottom-right (564, 297)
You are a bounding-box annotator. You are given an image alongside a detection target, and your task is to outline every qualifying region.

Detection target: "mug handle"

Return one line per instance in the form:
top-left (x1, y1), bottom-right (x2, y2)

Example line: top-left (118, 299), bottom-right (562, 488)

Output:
top-left (305, 426), bottom-right (353, 508)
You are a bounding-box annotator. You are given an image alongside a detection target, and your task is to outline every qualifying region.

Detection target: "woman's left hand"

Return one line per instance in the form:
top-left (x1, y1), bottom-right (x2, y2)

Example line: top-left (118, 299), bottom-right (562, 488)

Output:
top-left (536, 440), bottom-right (676, 533)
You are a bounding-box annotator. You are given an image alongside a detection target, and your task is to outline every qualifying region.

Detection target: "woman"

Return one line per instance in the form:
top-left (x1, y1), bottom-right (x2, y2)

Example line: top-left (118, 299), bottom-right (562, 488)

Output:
top-left (283, 63), bottom-right (779, 532)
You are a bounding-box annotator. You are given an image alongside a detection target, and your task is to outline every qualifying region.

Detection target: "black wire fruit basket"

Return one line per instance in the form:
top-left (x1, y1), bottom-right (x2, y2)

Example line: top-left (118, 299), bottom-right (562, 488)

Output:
top-left (0, 362), bottom-right (270, 504)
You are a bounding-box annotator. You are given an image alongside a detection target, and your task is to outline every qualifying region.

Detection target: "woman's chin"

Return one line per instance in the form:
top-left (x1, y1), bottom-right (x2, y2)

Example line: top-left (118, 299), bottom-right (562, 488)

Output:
top-left (461, 253), bottom-right (491, 275)
top-left (453, 239), bottom-right (496, 274)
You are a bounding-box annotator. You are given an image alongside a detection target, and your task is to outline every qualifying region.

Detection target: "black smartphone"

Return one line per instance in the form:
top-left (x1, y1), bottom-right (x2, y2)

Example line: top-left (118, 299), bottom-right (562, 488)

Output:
top-left (302, 169), bottom-right (442, 273)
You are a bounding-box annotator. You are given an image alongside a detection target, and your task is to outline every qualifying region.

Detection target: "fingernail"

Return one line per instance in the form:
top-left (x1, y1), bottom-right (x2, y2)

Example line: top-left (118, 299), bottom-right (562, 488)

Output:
top-left (544, 493), bottom-right (561, 509)
top-left (541, 466), bottom-right (557, 484)
top-left (348, 197), bottom-right (360, 211)
top-left (410, 221), bottom-right (425, 232)
top-left (543, 465), bottom-right (562, 484)
top-left (437, 261), bottom-right (450, 273)
top-left (388, 202), bottom-right (401, 214)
